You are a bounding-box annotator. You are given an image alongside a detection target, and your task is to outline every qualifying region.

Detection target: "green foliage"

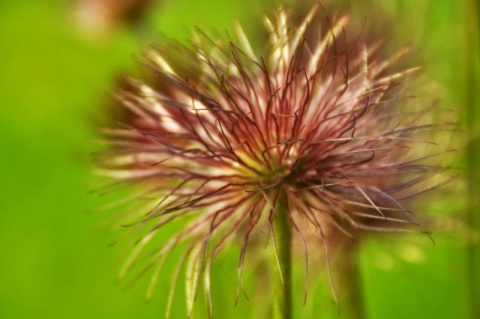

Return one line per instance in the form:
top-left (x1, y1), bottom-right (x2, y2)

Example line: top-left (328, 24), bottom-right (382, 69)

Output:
top-left (0, 1), bottom-right (475, 318)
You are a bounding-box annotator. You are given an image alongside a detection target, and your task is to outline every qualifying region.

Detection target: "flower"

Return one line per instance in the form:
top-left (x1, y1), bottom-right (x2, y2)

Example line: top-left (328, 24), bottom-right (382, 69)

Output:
top-left (74, 0), bottom-right (156, 35)
top-left (94, 3), bottom-right (454, 317)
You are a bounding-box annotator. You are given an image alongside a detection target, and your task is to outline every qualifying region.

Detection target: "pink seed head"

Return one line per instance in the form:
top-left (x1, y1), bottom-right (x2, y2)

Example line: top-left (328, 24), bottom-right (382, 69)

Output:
top-left (94, 3), bottom-right (454, 314)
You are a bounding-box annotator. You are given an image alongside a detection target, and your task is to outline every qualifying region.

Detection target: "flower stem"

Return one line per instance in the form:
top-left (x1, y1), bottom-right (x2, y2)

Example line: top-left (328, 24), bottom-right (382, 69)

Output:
top-left (273, 192), bottom-right (293, 319)
top-left (464, 1), bottom-right (480, 318)
top-left (338, 244), bottom-right (365, 319)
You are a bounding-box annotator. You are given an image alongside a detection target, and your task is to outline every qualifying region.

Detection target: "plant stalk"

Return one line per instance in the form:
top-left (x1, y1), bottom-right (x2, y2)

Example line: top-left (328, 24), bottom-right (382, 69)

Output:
top-left (465, 1), bottom-right (480, 318)
top-left (337, 243), bottom-right (365, 319)
top-left (273, 192), bottom-right (293, 319)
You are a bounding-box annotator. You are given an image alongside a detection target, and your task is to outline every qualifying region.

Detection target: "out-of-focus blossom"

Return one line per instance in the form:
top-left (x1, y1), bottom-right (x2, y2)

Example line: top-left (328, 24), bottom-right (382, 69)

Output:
top-left (74, 0), bottom-right (156, 35)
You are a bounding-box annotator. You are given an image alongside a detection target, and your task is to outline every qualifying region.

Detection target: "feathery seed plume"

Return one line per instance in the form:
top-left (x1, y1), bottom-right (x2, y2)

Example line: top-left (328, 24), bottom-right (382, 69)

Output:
top-left (94, 3), bottom-right (454, 317)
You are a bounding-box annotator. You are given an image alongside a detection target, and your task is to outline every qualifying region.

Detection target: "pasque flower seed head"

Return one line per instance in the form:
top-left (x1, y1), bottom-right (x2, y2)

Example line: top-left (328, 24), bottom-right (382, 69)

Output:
top-left (94, 3), bottom-right (454, 316)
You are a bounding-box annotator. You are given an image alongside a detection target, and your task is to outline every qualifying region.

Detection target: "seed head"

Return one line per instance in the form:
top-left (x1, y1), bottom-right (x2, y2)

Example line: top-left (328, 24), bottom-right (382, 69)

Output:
top-left (94, 3), bottom-right (454, 316)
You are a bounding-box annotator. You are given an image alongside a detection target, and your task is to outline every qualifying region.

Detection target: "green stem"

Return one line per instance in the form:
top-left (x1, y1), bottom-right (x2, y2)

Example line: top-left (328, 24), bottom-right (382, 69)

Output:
top-left (465, 1), bottom-right (480, 318)
top-left (273, 192), bottom-right (293, 319)
top-left (338, 244), bottom-right (365, 319)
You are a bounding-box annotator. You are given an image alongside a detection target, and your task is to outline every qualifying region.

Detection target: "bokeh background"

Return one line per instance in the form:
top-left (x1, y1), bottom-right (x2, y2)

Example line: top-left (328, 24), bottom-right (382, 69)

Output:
top-left (1, 0), bottom-right (479, 318)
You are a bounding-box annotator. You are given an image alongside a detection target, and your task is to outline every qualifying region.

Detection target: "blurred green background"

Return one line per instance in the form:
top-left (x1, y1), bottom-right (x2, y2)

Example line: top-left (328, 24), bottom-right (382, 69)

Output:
top-left (0, 0), bottom-right (478, 318)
